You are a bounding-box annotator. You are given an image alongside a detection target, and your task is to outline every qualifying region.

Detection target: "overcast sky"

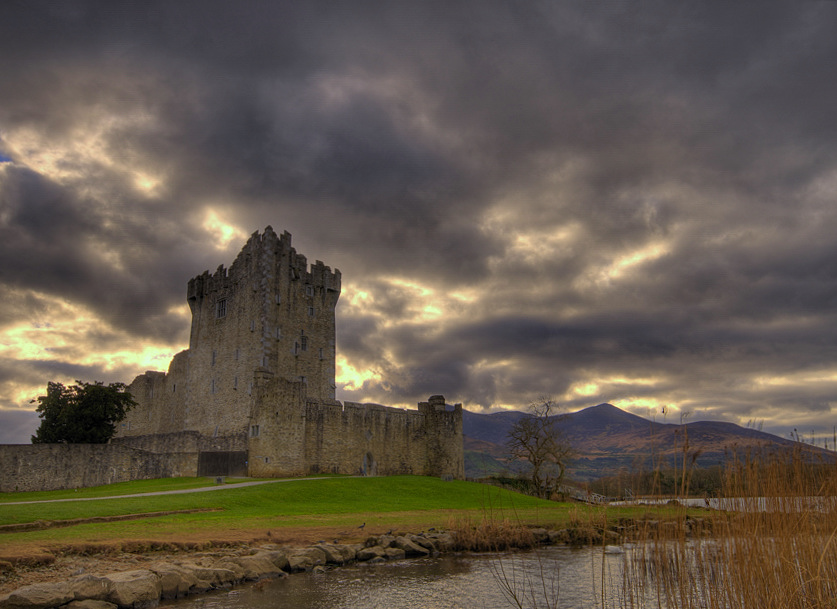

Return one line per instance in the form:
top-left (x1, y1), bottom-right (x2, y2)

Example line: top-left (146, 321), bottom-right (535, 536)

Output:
top-left (1, 1), bottom-right (836, 445)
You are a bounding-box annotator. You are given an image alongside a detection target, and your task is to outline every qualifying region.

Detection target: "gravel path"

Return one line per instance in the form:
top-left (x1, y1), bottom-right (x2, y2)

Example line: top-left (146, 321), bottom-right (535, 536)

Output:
top-left (2, 477), bottom-right (342, 505)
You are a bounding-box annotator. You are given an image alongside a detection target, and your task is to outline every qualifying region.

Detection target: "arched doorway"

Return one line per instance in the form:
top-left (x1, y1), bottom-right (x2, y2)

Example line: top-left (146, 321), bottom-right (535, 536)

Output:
top-left (362, 452), bottom-right (377, 476)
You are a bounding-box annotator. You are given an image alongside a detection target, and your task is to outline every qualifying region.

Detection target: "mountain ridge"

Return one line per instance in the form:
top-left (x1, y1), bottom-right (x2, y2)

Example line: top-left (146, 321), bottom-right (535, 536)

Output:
top-left (463, 402), bottom-right (828, 481)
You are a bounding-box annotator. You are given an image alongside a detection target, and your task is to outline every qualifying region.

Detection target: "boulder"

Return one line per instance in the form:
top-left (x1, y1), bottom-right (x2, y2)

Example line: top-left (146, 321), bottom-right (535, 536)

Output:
top-left (427, 532), bottom-right (455, 551)
top-left (211, 560), bottom-right (247, 582)
top-left (182, 566), bottom-right (236, 588)
top-left (288, 547), bottom-right (325, 567)
top-left (331, 544), bottom-right (357, 563)
top-left (104, 570), bottom-right (162, 609)
top-left (376, 534), bottom-right (396, 548)
top-left (258, 550), bottom-right (289, 572)
top-left (0, 582), bottom-right (74, 609)
top-left (313, 544), bottom-right (348, 565)
top-left (146, 563), bottom-right (202, 599)
top-left (393, 536), bottom-right (430, 557)
top-left (68, 575), bottom-right (112, 601)
top-left (530, 528), bottom-right (550, 544)
top-left (286, 555), bottom-right (314, 573)
top-left (356, 546), bottom-right (386, 562)
top-left (409, 536), bottom-right (436, 552)
top-left (383, 548), bottom-right (406, 560)
top-left (64, 601), bottom-right (118, 609)
top-left (218, 555), bottom-right (280, 581)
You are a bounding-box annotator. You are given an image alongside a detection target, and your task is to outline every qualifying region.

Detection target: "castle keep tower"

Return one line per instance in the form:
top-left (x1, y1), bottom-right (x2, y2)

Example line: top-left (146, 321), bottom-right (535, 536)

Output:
top-left (183, 226), bottom-right (340, 436)
top-left (116, 226), bottom-right (464, 481)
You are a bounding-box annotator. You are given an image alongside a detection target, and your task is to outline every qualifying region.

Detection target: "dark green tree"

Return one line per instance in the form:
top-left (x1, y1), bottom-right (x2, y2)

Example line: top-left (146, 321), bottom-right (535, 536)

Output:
top-left (31, 380), bottom-right (136, 444)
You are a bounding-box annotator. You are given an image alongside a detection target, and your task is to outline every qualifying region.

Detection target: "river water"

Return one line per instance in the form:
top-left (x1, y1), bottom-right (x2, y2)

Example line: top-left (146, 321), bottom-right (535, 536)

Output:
top-left (164, 546), bottom-right (657, 609)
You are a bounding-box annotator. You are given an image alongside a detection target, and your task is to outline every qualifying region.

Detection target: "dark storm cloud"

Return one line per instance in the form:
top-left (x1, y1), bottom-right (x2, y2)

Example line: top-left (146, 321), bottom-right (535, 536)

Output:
top-left (1, 0), bottom-right (837, 441)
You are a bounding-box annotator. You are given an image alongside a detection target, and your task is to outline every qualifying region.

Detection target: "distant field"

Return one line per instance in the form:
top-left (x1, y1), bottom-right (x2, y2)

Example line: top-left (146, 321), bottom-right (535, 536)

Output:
top-left (0, 476), bottom-right (593, 553)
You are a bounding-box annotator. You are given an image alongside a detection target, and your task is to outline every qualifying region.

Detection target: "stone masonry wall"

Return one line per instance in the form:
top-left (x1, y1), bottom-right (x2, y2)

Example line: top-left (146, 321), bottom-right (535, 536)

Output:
top-left (0, 443), bottom-right (196, 492)
top-left (247, 373), bottom-right (464, 479)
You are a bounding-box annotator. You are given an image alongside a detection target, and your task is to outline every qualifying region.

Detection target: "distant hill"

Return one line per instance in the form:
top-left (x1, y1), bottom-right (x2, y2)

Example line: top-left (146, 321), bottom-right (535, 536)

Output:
top-left (463, 403), bottom-right (831, 481)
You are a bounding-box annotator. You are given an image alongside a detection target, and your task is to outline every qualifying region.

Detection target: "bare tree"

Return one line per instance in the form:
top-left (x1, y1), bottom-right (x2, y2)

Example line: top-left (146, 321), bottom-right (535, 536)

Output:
top-left (507, 398), bottom-right (572, 499)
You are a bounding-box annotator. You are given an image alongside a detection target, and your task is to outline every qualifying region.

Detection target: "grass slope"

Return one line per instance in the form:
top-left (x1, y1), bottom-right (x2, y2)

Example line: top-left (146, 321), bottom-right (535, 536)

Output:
top-left (0, 476), bottom-right (578, 552)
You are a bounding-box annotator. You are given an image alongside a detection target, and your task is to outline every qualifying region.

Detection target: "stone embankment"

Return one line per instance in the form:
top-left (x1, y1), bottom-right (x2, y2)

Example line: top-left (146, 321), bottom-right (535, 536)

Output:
top-left (0, 531), bottom-right (455, 609)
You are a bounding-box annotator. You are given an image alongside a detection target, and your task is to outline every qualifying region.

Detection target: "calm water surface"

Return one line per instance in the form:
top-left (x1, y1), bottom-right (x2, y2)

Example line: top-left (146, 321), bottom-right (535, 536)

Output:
top-left (166, 546), bottom-right (653, 609)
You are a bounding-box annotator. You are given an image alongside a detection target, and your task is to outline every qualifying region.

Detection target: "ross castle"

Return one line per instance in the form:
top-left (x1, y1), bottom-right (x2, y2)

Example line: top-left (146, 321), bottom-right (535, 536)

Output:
top-left (112, 226), bottom-right (464, 480)
top-left (0, 227), bottom-right (463, 492)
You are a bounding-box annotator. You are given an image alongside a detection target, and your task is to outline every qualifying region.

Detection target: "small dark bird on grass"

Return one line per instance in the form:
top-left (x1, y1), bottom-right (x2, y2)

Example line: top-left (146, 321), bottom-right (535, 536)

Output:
top-left (358, 522), bottom-right (366, 529)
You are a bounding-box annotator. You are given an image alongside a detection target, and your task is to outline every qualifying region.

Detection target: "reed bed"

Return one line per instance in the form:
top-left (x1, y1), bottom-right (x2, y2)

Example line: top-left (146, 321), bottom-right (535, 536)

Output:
top-left (622, 445), bottom-right (837, 609)
top-left (448, 516), bottom-right (538, 552)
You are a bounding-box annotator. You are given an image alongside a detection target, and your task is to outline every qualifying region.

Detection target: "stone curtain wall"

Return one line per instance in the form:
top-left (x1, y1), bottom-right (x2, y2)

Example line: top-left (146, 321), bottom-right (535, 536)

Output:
top-left (419, 398), bottom-right (465, 480)
top-left (0, 443), bottom-right (196, 492)
top-left (248, 375), bottom-right (464, 479)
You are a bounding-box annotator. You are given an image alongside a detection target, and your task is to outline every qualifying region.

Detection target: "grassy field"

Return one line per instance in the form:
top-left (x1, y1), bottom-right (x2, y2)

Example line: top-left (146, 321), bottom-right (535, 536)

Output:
top-left (0, 476), bottom-right (597, 557)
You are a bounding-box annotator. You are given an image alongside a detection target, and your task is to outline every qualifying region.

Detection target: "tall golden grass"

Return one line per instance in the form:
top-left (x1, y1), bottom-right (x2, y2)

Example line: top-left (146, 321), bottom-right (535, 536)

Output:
top-left (623, 444), bottom-right (837, 609)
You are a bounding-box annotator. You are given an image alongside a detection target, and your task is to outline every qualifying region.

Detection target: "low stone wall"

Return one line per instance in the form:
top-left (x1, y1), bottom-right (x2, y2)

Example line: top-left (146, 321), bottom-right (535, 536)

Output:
top-left (0, 444), bottom-right (195, 493)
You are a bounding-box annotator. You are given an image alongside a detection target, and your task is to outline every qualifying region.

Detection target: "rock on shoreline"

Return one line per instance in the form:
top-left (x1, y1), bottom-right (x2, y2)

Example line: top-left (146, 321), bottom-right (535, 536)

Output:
top-left (0, 521), bottom-right (647, 609)
top-left (0, 531), bottom-right (457, 609)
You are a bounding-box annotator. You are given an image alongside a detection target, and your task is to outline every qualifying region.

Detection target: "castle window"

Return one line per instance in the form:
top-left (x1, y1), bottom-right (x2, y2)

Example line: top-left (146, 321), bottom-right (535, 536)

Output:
top-left (308, 306), bottom-right (315, 316)
top-left (172, 383), bottom-right (176, 393)
top-left (294, 341), bottom-right (299, 355)
top-left (211, 379), bottom-right (216, 394)
top-left (276, 327), bottom-right (282, 340)
top-left (275, 293), bottom-right (281, 304)
top-left (250, 320), bottom-right (256, 332)
top-left (306, 285), bottom-right (314, 297)
top-left (211, 350), bottom-right (216, 366)
top-left (234, 376), bottom-right (238, 390)
top-left (216, 299), bottom-right (227, 319)
top-left (319, 348), bottom-right (324, 360)
top-left (250, 425), bottom-right (260, 437)
top-left (300, 336), bottom-right (308, 351)
top-left (300, 376), bottom-right (306, 384)
top-left (235, 348), bottom-right (240, 361)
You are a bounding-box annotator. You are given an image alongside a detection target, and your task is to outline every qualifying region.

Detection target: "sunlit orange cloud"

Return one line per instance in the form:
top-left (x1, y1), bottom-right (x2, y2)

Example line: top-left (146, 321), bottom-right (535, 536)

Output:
top-left (341, 277), bottom-right (477, 330)
top-left (4, 115), bottom-right (166, 199)
top-left (0, 291), bottom-right (187, 408)
top-left (335, 354), bottom-right (383, 392)
top-left (202, 209), bottom-right (247, 250)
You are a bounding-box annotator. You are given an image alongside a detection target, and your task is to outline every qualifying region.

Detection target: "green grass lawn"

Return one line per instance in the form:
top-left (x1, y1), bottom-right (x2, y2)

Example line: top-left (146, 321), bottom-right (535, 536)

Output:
top-left (0, 476), bottom-right (594, 550)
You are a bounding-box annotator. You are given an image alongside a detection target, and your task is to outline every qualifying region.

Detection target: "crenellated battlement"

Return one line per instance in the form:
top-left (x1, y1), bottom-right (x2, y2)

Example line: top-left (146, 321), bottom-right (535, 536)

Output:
top-left (187, 227), bottom-right (341, 310)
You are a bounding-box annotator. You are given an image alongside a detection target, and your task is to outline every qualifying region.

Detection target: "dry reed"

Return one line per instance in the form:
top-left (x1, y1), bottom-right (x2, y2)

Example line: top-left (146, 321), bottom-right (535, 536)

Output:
top-left (623, 444), bottom-right (837, 609)
top-left (448, 516), bottom-right (537, 552)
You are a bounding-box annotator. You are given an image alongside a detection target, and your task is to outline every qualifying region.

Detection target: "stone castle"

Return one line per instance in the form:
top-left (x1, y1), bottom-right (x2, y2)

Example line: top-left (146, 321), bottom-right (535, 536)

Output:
top-left (113, 226), bottom-right (464, 480)
top-left (0, 227), bottom-right (463, 492)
